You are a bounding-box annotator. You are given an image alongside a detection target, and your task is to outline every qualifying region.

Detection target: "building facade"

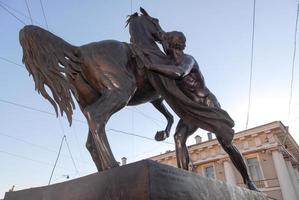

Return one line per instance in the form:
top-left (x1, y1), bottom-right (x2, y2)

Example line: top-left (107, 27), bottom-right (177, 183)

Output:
top-left (150, 121), bottom-right (299, 200)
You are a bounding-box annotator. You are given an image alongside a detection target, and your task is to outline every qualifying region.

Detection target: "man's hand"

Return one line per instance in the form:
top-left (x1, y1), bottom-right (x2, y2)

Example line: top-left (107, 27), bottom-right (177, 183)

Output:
top-left (142, 56), bottom-right (152, 69)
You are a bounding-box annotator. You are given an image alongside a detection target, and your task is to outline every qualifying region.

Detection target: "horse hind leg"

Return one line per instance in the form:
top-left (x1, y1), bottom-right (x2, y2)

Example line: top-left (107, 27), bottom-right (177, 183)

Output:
top-left (86, 129), bottom-right (104, 171)
top-left (84, 88), bottom-right (135, 171)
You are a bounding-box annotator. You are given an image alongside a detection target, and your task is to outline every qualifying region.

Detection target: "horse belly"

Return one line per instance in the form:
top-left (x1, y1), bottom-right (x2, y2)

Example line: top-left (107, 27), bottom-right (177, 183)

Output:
top-left (128, 82), bottom-right (160, 105)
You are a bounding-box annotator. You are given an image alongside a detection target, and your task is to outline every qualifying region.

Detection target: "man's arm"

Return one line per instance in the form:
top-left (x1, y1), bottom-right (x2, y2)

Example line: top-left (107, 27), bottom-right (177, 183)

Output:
top-left (146, 55), bottom-right (194, 79)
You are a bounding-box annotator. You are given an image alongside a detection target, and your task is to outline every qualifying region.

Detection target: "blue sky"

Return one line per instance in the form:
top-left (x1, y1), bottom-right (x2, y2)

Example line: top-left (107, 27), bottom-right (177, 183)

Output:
top-left (1, 0), bottom-right (299, 197)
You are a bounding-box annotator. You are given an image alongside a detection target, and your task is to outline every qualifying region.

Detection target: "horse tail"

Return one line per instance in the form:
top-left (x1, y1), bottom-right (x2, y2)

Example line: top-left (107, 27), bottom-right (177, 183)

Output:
top-left (19, 25), bottom-right (81, 125)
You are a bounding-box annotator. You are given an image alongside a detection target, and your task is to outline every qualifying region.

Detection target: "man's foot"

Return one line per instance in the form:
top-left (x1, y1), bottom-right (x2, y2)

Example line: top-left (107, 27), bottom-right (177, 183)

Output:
top-left (245, 180), bottom-right (260, 192)
top-left (155, 130), bottom-right (169, 141)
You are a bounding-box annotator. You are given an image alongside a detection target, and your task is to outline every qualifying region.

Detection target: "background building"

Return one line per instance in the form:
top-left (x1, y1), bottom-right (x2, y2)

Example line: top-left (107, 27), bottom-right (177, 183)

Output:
top-left (150, 121), bottom-right (299, 200)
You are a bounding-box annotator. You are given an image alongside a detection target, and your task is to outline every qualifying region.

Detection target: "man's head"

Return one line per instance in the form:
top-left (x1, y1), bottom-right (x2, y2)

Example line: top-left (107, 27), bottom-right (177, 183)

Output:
top-left (164, 31), bottom-right (186, 51)
top-left (161, 31), bottom-right (186, 59)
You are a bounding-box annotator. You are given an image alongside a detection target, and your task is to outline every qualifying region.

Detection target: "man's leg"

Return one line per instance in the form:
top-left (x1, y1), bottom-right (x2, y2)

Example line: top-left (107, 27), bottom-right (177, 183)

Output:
top-left (215, 125), bottom-right (259, 191)
top-left (174, 119), bottom-right (197, 170)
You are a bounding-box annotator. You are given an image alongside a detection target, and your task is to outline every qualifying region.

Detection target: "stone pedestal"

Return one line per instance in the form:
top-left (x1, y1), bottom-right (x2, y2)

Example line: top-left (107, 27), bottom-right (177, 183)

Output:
top-left (4, 160), bottom-right (266, 200)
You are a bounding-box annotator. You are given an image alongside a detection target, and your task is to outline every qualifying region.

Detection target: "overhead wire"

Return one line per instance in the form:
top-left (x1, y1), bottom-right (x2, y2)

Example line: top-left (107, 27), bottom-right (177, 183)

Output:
top-left (0, 98), bottom-right (56, 117)
top-left (0, 1), bottom-right (43, 26)
top-left (0, 131), bottom-right (57, 153)
top-left (64, 136), bottom-right (79, 173)
top-left (0, 149), bottom-right (71, 171)
top-left (0, 98), bottom-right (172, 144)
top-left (24, 0), bottom-right (33, 24)
top-left (0, 131), bottom-right (91, 166)
top-left (39, 0), bottom-right (49, 30)
top-left (108, 128), bottom-right (174, 145)
top-left (0, 2), bottom-right (27, 25)
top-left (0, 56), bottom-right (25, 69)
top-left (48, 135), bottom-right (65, 185)
top-left (56, 117), bottom-right (80, 174)
top-left (288, 0), bottom-right (299, 123)
top-left (130, 107), bottom-right (163, 127)
top-left (245, 0), bottom-right (256, 129)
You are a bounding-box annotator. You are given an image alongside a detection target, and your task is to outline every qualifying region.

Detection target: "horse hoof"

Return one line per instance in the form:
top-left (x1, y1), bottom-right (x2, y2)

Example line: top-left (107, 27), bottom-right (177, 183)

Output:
top-left (155, 131), bottom-right (169, 141)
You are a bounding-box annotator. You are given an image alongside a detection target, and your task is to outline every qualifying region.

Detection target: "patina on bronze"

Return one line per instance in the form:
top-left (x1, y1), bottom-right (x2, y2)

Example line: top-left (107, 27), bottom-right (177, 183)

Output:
top-left (19, 8), bottom-right (173, 172)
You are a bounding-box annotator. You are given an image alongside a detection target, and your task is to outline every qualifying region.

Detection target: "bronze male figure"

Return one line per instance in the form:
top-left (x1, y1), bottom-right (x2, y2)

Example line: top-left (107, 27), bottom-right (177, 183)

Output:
top-left (142, 31), bottom-right (259, 191)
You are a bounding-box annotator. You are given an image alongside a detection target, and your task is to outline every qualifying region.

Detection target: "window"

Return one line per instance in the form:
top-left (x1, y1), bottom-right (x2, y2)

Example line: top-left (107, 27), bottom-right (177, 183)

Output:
top-left (246, 157), bottom-right (263, 181)
top-left (204, 165), bottom-right (215, 179)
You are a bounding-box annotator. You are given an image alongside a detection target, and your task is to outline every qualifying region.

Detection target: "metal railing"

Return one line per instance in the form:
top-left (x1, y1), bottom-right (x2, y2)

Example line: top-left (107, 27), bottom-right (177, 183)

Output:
top-left (237, 178), bottom-right (280, 189)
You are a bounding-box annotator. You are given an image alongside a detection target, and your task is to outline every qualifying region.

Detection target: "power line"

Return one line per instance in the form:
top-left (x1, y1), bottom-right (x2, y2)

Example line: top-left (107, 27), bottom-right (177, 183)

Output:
top-left (0, 56), bottom-right (25, 69)
top-left (48, 135), bottom-right (65, 185)
top-left (39, 0), bottom-right (49, 30)
top-left (0, 2), bottom-right (26, 25)
top-left (0, 130), bottom-right (91, 165)
top-left (245, 0), bottom-right (256, 129)
top-left (0, 131), bottom-right (55, 153)
top-left (108, 128), bottom-right (174, 145)
top-left (0, 149), bottom-right (71, 171)
top-left (24, 0), bottom-right (33, 24)
top-left (0, 98), bottom-right (56, 117)
top-left (0, 98), bottom-right (172, 145)
top-left (0, 90), bottom-right (81, 172)
top-left (64, 137), bottom-right (79, 173)
top-left (0, 1), bottom-right (43, 26)
top-left (288, 0), bottom-right (299, 122)
top-left (57, 117), bottom-right (79, 172)
top-left (130, 107), bottom-right (163, 128)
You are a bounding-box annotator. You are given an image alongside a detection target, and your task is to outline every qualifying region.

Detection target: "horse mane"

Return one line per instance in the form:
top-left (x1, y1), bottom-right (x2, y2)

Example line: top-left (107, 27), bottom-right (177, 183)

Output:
top-left (19, 25), bottom-right (81, 125)
top-left (125, 12), bottom-right (138, 27)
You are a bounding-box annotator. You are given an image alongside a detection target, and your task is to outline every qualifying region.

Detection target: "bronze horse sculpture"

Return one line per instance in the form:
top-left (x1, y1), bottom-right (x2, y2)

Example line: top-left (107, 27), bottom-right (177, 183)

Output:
top-left (20, 8), bottom-right (258, 191)
top-left (19, 8), bottom-right (173, 172)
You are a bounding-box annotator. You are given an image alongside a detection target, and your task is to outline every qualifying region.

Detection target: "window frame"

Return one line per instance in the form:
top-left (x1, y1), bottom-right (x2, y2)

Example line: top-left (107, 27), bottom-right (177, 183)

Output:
top-left (245, 153), bottom-right (267, 187)
top-left (201, 163), bottom-right (216, 180)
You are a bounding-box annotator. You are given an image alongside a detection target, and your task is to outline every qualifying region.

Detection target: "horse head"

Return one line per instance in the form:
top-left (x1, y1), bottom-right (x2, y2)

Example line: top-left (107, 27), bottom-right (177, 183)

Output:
top-left (127, 7), bottom-right (164, 49)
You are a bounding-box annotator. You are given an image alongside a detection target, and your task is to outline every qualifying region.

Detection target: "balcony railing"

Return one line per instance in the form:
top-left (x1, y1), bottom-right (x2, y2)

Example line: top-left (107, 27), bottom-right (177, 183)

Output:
top-left (237, 178), bottom-right (280, 189)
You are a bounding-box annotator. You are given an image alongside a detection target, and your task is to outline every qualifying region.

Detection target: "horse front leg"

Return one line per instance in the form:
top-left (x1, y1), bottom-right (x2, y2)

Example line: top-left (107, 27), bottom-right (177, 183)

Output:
top-left (151, 98), bottom-right (174, 141)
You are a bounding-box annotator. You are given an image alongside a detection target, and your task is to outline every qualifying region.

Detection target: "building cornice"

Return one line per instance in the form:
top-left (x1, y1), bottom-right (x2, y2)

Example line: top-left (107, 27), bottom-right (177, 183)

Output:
top-left (150, 121), bottom-right (285, 161)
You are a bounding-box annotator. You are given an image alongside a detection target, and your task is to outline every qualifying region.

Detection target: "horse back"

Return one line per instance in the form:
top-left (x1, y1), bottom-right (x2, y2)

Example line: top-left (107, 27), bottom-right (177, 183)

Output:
top-left (77, 40), bottom-right (136, 92)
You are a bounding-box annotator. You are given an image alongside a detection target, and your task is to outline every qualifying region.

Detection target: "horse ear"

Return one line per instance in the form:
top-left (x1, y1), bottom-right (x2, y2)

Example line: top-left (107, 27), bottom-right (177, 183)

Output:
top-left (140, 7), bottom-right (149, 16)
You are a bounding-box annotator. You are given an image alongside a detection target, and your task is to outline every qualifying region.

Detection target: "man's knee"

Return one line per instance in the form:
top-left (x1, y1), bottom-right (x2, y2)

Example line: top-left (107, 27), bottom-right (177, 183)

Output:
top-left (174, 132), bottom-right (186, 143)
top-left (214, 125), bottom-right (234, 143)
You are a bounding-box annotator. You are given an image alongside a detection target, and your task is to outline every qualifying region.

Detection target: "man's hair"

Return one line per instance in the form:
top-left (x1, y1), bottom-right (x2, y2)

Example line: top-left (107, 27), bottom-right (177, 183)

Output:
top-left (166, 31), bottom-right (186, 50)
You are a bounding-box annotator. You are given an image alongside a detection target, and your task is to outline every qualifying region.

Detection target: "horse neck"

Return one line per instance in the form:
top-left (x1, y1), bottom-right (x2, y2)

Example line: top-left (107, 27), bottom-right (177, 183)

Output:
top-left (130, 32), bottom-right (160, 51)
